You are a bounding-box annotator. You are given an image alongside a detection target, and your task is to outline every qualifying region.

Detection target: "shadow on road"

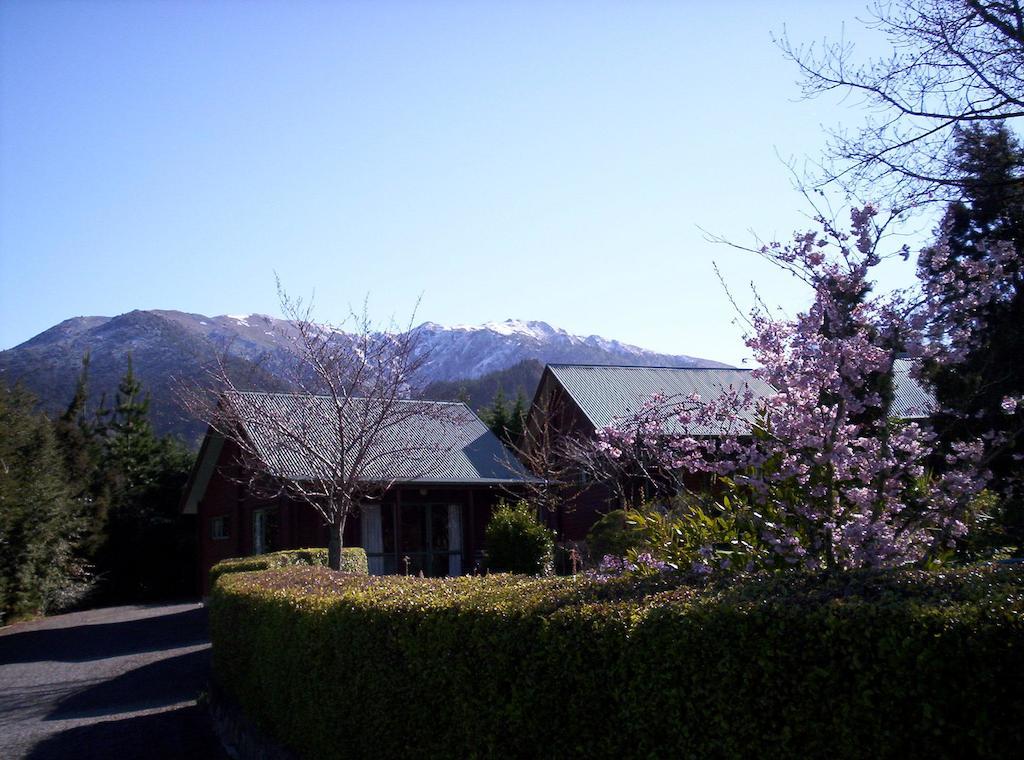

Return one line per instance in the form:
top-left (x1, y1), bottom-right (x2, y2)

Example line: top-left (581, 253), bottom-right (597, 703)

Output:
top-left (47, 648), bottom-right (211, 721)
top-left (27, 703), bottom-right (226, 760)
top-left (0, 606), bottom-right (208, 665)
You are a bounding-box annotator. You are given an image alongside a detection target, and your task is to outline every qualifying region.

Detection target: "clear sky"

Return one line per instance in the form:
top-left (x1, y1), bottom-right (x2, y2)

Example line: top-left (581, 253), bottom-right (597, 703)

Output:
top-left (0, 0), bottom-right (925, 366)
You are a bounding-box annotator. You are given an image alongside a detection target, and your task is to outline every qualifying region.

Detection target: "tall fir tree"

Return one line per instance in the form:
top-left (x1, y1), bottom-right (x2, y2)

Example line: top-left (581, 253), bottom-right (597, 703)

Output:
top-left (0, 383), bottom-right (89, 620)
top-left (482, 388), bottom-right (513, 446)
top-left (52, 353), bottom-right (110, 559)
top-left (106, 355), bottom-right (161, 497)
top-left (99, 356), bottom-right (194, 600)
top-left (508, 390), bottom-right (527, 448)
top-left (920, 122), bottom-right (1024, 553)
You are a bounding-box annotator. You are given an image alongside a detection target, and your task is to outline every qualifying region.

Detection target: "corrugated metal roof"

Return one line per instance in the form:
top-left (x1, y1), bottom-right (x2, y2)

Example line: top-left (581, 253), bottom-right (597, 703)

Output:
top-left (892, 358), bottom-right (936, 419)
top-left (225, 391), bottom-right (534, 484)
top-left (548, 361), bottom-right (935, 432)
top-left (548, 365), bottom-right (776, 434)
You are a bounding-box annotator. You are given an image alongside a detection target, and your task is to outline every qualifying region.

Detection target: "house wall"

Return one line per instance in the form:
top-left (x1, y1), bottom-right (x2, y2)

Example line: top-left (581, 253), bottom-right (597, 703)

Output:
top-left (526, 370), bottom-right (622, 543)
top-left (526, 368), bottom-right (721, 546)
top-left (196, 439), bottom-right (510, 590)
top-left (197, 439), bottom-right (245, 590)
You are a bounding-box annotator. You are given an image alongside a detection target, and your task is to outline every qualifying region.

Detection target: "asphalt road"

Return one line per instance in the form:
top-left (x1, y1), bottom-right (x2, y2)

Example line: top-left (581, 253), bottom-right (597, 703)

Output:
top-left (0, 602), bottom-right (227, 759)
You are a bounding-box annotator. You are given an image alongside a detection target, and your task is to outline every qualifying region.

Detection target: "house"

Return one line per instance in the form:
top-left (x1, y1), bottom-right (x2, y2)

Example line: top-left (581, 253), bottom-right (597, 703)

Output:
top-left (181, 393), bottom-right (535, 588)
top-left (525, 361), bottom-right (936, 543)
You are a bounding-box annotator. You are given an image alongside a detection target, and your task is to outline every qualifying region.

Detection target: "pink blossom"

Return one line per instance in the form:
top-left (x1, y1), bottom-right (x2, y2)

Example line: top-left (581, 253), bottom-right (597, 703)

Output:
top-left (585, 206), bottom-right (989, 571)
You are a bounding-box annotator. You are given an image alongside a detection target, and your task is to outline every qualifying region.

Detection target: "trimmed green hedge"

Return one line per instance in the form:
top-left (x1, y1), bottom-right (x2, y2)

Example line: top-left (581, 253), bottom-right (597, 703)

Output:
top-left (209, 566), bottom-right (1024, 758)
top-left (208, 548), bottom-right (367, 588)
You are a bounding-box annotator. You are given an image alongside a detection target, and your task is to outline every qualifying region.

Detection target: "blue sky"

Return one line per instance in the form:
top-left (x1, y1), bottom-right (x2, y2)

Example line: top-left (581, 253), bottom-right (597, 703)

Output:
top-left (0, 1), bottom-right (925, 365)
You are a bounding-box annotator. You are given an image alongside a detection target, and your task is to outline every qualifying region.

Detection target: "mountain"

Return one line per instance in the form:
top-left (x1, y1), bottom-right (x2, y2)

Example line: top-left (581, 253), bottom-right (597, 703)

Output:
top-left (411, 319), bottom-right (725, 380)
top-left (421, 359), bottom-right (547, 412)
top-left (0, 310), bottom-right (728, 443)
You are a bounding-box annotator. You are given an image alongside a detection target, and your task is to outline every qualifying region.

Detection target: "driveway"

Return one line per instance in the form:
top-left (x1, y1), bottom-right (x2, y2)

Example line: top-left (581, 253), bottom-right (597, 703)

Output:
top-left (0, 602), bottom-right (226, 759)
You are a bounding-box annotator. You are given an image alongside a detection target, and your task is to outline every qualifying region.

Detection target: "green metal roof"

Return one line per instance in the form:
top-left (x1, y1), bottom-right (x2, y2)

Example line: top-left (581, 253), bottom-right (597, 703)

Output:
top-left (226, 391), bottom-right (534, 484)
top-left (548, 360), bottom-right (935, 432)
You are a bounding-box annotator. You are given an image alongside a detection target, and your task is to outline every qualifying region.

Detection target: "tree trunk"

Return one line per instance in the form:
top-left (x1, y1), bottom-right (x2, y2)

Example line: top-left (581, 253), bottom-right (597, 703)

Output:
top-left (328, 513), bottom-right (347, 571)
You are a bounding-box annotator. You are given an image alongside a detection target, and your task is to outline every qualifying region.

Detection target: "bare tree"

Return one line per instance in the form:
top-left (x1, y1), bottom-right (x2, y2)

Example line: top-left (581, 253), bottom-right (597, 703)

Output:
top-left (509, 389), bottom-right (580, 514)
top-left (180, 288), bottom-right (462, 570)
top-left (564, 396), bottom-right (690, 510)
top-left (778, 0), bottom-right (1024, 210)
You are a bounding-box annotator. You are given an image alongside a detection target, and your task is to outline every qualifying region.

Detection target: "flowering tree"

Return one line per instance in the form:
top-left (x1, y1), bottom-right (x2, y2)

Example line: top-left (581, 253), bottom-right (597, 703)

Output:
top-left (570, 392), bottom-right (696, 509)
top-left (586, 206), bottom-right (989, 574)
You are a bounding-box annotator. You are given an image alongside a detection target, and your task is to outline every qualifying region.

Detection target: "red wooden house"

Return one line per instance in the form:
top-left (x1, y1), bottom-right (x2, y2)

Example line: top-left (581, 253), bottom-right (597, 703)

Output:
top-left (181, 394), bottom-right (535, 588)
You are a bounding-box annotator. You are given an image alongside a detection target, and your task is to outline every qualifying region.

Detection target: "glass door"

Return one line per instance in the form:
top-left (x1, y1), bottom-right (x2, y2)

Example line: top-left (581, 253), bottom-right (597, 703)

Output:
top-left (251, 508), bottom-right (278, 556)
top-left (397, 503), bottom-right (463, 577)
top-left (253, 509), bottom-right (266, 555)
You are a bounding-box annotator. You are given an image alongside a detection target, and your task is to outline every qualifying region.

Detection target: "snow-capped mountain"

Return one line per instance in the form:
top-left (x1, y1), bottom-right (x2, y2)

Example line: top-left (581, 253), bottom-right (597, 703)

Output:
top-left (0, 310), bottom-right (727, 441)
top-left (413, 318), bottom-right (720, 380)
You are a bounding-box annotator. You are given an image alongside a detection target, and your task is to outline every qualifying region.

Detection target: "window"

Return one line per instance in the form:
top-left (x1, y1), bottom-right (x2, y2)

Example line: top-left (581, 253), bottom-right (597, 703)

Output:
top-left (211, 516), bottom-right (229, 540)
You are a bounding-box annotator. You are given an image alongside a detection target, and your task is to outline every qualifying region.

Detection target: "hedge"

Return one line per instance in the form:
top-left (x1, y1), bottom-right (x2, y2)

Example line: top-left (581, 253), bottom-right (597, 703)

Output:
top-left (209, 566), bottom-right (1024, 758)
top-left (208, 548), bottom-right (367, 588)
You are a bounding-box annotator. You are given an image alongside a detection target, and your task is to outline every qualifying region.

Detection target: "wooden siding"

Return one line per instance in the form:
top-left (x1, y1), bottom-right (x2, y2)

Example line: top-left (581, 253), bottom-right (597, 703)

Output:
top-left (196, 438), bottom-right (510, 590)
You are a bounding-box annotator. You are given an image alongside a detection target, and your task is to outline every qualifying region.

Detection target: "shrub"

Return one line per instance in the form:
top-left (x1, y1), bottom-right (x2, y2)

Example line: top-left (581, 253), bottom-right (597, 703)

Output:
top-left (208, 547), bottom-right (367, 588)
top-left (484, 500), bottom-right (554, 575)
top-left (586, 508), bottom-right (644, 560)
top-left (209, 565), bottom-right (1024, 759)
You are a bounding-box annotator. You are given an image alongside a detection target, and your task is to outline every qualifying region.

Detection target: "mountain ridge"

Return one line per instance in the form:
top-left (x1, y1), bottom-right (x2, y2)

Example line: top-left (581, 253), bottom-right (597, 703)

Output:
top-left (0, 309), bottom-right (729, 443)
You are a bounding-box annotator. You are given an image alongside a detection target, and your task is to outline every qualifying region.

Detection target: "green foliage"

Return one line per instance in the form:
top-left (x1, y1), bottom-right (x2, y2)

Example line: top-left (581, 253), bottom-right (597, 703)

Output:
top-left (105, 355), bottom-right (160, 492)
top-left (479, 388), bottom-right (528, 448)
top-left (98, 431), bottom-right (194, 600)
top-left (51, 353), bottom-right (111, 559)
top-left (956, 489), bottom-right (1019, 562)
top-left (1, 352), bottom-right (197, 617)
top-left (209, 548), bottom-right (367, 588)
top-left (420, 358), bottom-right (544, 415)
top-left (209, 565), bottom-right (1024, 759)
top-left (0, 383), bottom-right (90, 621)
top-left (586, 509), bottom-right (644, 560)
top-left (481, 388), bottom-right (511, 444)
top-left (93, 356), bottom-right (196, 601)
top-left (484, 501), bottom-right (554, 575)
top-left (508, 390), bottom-right (527, 445)
top-left (621, 496), bottom-right (760, 575)
top-left (924, 123), bottom-right (1024, 551)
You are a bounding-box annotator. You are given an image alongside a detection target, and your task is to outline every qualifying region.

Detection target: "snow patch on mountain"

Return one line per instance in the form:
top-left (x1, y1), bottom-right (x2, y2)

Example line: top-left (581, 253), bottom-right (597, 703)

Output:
top-left (0, 309), bottom-right (729, 440)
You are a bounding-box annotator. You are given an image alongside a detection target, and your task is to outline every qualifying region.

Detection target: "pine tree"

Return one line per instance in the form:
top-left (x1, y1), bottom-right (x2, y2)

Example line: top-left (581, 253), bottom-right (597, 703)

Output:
top-left (106, 355), bottom-right (161, 497)
top-left (508, 391), bottom-right (527, 448)
top-left (54, 353), bottom-right (95, 488)
top-left (482, 388), bottom-right (513, 446)
top-left (0, 383), bottom-right (88, 620)
top-left (52, 353), bottom-right (109, 558)
top-left (99, 356), bottom-right (194, 600)
top-left (921, 122), bottom-right (1024, 553)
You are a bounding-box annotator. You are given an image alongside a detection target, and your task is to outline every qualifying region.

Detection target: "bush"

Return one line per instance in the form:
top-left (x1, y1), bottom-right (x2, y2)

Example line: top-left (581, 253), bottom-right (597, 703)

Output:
top-left (208, 547), bottom-right (367, 588)
top-left (586, 508), bottom-right (644, 560)
top-left (484, 500), bottom-right (554, 575)
top-left (209, 565), bottom-right (1024, 758)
